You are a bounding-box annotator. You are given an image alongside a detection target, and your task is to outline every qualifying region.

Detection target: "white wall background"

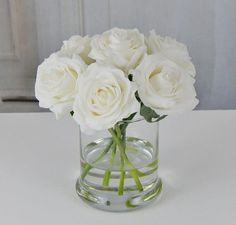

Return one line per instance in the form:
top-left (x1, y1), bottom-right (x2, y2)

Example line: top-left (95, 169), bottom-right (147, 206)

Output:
top-left (0, 0), bottom-right (235, 112)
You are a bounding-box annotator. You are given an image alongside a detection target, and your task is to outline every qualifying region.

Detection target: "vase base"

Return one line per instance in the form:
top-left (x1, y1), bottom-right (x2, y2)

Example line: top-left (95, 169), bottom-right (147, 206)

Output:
top-left (76, 178), bottom-right (162, 212)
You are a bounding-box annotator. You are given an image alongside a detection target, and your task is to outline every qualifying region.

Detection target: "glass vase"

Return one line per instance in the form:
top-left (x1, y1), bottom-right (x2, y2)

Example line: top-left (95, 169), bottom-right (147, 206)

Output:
top-left (76, 119), bottom-right (162, 211)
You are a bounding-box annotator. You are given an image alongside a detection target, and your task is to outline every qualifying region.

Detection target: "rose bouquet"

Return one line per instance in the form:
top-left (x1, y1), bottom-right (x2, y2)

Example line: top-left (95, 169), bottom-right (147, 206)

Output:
top-left (35, 28), bottom-right (198, 210)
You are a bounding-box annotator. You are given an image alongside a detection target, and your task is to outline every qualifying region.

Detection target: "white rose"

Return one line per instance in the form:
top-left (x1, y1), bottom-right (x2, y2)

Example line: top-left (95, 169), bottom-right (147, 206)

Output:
top-left (133, 54), bottom-right (199, 115)
top-left (73, 63), bottom-right (138, 134)
top-left (147, 30), bottom-right (196, 77)
top-left (60, 35), bottom-right (94, 64)
top-left (35, 53), bottom-right (87, 118)
top-left (89, 28), bottom-right (147, 73)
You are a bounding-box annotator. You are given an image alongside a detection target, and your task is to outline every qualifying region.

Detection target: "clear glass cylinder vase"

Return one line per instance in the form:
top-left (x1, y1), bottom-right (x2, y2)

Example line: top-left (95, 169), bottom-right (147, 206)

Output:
top-left (76, 119), bottom-right (162, 211)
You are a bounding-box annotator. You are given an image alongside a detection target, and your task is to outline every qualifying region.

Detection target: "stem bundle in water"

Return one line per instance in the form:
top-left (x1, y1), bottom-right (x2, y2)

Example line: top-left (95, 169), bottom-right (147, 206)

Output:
top-left (81, 121), bottom-right (144, 195)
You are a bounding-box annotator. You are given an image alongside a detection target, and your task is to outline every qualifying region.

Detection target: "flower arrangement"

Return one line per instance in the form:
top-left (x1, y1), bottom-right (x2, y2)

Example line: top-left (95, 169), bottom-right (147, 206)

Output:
top-left (35, 28), bottom-right (198, 198)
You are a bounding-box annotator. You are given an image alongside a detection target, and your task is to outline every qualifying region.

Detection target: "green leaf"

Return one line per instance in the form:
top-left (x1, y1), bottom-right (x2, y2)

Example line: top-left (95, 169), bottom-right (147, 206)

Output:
top-left (119, 112), bottom-right (136, 135)
top-left (122, 112), bottom-right (137, 122)
top-left (140, 104), bottom-right (167, 123)
top-left (140, 104), bottom-right (159, 122)
top-left (135, 91), bottom-right (141, 103)
top-left (136, 91), bottom-right (167, 123)
top-left (151, 115), bottom-right (167, 123)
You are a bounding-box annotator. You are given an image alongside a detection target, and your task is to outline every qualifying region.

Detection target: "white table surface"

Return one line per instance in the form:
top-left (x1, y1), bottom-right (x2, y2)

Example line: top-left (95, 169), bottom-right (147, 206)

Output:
top-left (0, 111), bottom-right (235, 225)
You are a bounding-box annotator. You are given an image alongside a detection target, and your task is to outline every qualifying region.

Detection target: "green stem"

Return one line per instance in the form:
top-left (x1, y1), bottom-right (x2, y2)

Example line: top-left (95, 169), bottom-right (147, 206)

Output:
top-left (118, 155), bottom-right (125, 195)
top-left (81, 164), bottom-right (92, 179)
top-left (115, 125), bottom-right (126, 194)
top-left (110, 142), bottom-right (117, 165)
top-left (102, 141), bottom-right (117, 187)
top-left (81, 139), bottom-right (113, 180)
top-left (92, 140), bottom-right (113, 164)
top-left (129, 169), bottom-right (143, 191)
top-left (108, 127), bottom-right (143, 192)
top-left (102, 170), bottom-right (111, 186)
